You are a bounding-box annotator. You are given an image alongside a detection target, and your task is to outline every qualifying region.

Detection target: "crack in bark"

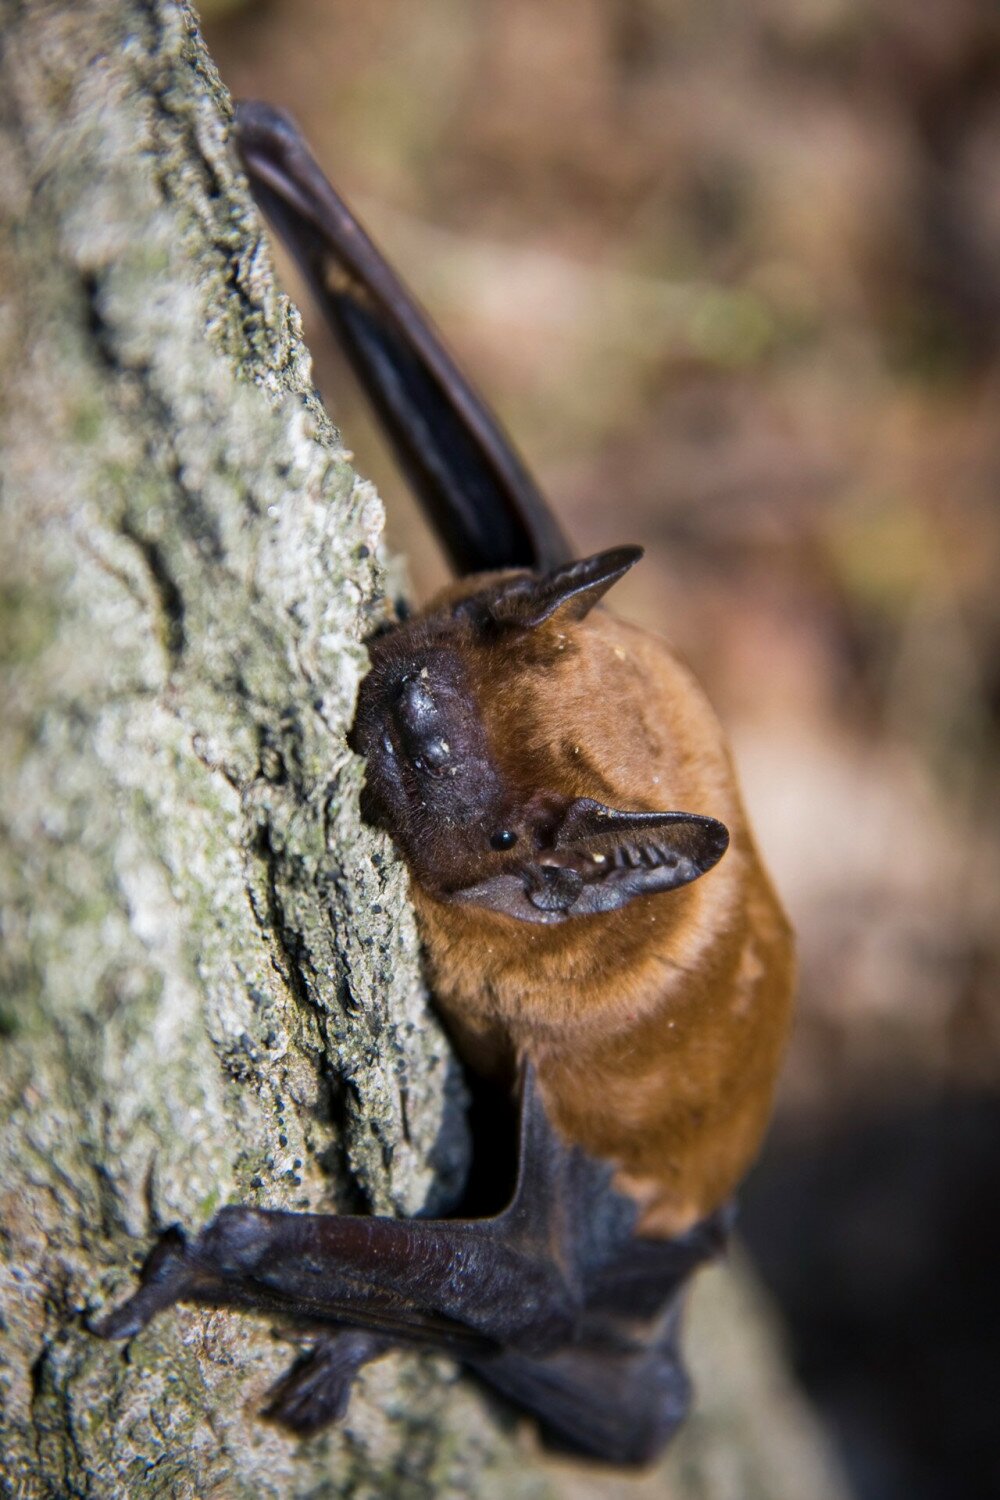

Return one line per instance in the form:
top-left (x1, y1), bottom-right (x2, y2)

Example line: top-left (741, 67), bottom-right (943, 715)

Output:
top-left (118, 518), bottom-right (186, 663)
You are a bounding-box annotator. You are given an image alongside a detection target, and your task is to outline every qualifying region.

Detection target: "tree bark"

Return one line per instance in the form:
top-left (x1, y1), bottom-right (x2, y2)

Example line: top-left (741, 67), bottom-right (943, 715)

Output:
top-left (0, 3), bottom-right (852, 1497)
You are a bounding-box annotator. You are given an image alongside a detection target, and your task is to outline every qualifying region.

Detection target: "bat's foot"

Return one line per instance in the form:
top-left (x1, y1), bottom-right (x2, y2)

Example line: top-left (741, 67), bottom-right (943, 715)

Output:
top-left (264, 1330), bottom-right (394, 1435)
top-left (91, 1225), bottom-right (194, 1339)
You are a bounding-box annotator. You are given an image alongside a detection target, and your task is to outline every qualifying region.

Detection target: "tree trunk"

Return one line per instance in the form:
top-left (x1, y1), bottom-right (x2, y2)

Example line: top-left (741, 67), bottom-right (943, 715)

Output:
top-left (0, 3), bottom-right (852, 1497)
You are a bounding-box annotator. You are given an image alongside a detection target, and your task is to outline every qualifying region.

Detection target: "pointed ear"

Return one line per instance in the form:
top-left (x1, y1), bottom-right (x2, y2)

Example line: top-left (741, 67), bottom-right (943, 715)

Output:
top-left (550, 797), bottom-right (730, 916)
top-left (553, 797), bottom-right (729, 857)
top-left (458, 547), bottom-right (643, 633)
top-left (448, 796), bottom-right (729, 925)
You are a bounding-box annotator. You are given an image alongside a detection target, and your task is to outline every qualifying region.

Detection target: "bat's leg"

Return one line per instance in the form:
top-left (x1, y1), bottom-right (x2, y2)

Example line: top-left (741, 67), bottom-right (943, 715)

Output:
top-left (467, 1291), bottom-right (693, 1468)
top-left (92, 1068), bottom-right (636, 1363)
top-left (262, 1329), bottom-right (394, 1434)
top-left (233, 101), bottom-right (571, 576)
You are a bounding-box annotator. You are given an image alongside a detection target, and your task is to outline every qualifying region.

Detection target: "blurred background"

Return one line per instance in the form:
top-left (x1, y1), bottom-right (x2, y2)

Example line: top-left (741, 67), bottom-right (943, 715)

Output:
top-left (203, 3), bottom-right (1000, 1497)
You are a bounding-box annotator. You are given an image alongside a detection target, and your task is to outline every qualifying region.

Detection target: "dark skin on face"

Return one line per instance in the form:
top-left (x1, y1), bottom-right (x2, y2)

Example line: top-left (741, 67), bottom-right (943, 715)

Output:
top-left (92, 104), bottom-right (795, 1467)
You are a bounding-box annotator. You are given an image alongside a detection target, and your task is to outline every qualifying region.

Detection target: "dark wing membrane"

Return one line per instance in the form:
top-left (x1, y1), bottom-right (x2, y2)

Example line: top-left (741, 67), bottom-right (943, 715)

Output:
top-left (235, 102), bottom-right (572, 577)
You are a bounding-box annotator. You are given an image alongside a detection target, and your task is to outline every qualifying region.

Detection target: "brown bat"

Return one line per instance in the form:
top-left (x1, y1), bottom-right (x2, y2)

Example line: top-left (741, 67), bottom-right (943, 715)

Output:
top-left (93, 103), bottom-right (795, 1466)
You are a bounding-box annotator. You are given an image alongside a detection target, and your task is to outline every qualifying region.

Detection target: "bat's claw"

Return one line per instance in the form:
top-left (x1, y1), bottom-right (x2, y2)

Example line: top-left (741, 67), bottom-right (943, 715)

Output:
top-left (263, 1330), bottom-right (393, 1435)
top-left (90, 1224), bottom-right (192, 1339)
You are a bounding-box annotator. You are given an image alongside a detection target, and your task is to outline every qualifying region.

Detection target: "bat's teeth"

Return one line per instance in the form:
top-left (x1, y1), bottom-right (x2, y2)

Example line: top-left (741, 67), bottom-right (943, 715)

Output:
top-left (640, 845), bottom-right (661, 868)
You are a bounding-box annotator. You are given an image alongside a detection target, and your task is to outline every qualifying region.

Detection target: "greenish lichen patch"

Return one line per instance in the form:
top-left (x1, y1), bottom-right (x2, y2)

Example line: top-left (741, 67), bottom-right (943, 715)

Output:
top-left (0, 584), bottom-right (60, 667)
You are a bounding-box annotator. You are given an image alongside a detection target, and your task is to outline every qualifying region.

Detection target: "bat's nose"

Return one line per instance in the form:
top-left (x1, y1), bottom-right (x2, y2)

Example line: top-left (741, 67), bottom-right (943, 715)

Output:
top-left (395, 672), bottom-right (435, 726)
top-left (395, 673), bottom-right (452, 771)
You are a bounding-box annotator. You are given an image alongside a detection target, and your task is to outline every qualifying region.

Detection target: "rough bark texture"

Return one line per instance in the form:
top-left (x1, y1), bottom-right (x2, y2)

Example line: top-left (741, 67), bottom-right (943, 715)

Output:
top-left (0, 3), bottom-right (852, 1497)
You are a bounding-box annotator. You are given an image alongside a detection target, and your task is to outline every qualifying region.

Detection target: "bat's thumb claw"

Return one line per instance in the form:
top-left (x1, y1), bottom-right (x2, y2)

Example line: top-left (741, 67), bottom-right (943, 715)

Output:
top-left (89, 1224), bottom-right (191, 1340)
top-left (89, 1299), bottom-right (151, 1341)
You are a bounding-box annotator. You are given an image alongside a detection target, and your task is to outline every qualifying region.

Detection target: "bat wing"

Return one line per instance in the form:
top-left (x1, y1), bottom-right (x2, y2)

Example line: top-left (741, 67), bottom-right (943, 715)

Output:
top-left (235, 102), bottom-right (571, 577)
top-left (468, 1066), bottom-right (728, 1465)
top-left (93, 1063), bottom-right (724, 1465)
top-left (466, 1294), bottom-right (692, 1467)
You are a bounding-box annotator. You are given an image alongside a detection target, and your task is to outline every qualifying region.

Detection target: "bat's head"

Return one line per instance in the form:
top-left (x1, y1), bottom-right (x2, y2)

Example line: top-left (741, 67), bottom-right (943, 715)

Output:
top-left (350, 548), bottom-right (730, 925)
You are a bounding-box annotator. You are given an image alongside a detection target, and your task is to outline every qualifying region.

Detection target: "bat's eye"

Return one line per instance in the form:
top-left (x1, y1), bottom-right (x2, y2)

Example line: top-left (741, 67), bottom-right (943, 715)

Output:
top-left (490, 829), bottom-right (518, 851)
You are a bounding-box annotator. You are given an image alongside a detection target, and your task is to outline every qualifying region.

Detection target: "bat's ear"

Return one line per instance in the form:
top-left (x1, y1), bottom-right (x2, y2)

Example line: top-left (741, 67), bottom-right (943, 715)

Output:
top-left (451, 797), bottom-right (729, 924)
top-left (545, 797), bottom-right (730, 917)
top-left (460, 547), bottom-right (643, 633)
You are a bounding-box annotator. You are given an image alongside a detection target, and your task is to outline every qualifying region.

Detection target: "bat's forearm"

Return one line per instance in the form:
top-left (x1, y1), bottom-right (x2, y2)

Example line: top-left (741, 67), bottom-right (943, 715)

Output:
top-left (94, 1203), bottom-right (580, 1356)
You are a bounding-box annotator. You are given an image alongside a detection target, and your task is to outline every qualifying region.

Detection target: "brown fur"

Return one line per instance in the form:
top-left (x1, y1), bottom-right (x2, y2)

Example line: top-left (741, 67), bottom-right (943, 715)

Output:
top-left (408, 597), bottom-right (795, 1236)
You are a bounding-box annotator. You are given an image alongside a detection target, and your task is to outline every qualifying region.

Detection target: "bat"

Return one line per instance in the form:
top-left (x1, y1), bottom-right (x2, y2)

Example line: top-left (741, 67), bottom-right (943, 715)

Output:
top-left (93, 102), bottom-right (795, 1467)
